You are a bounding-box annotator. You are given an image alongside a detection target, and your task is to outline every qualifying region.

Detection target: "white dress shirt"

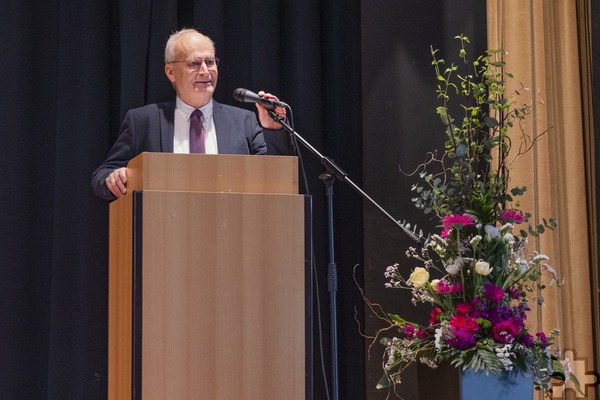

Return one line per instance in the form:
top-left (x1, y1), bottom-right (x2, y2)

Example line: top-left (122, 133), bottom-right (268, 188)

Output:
top-left (173, 97), bottom-right (219, 154)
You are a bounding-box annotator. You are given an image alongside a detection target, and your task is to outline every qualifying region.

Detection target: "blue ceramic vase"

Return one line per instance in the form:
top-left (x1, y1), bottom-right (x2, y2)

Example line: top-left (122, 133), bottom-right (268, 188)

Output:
top-left (460, 369), bottom-right (532, 400)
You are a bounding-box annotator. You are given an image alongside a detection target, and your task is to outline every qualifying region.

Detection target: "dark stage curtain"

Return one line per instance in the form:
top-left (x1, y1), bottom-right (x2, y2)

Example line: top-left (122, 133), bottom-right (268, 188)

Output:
top-left (0, 1), bottom-right (363, 399)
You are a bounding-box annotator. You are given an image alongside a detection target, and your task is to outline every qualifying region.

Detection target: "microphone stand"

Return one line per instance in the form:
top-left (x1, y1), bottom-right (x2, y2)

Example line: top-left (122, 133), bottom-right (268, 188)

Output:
top-left (267, 110), bottom-right (421, 400)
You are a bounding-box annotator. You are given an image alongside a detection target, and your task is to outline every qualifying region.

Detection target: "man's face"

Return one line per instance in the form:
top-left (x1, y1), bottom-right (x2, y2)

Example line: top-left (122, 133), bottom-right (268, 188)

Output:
top-left (164, 32), bottom-right (218, 108)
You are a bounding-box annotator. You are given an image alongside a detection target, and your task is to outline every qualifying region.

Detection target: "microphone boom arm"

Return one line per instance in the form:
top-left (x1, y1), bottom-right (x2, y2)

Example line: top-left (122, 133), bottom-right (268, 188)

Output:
top-left (268, 110), bottom-right (424, 243)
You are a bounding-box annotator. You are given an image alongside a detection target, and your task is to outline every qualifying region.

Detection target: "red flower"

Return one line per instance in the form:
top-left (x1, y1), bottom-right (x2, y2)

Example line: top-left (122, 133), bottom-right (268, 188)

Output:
top-left (450, 314), bottom-right (479, 332)
top-left (455, 302), bottom-right (473, 315)
top-left (430, 307), bottom-right (442, 324)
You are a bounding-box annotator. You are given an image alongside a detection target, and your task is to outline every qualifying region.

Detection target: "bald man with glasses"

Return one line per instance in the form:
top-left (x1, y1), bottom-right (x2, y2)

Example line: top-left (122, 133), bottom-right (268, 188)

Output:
top-left (92, 28), bottom-right (292, 200)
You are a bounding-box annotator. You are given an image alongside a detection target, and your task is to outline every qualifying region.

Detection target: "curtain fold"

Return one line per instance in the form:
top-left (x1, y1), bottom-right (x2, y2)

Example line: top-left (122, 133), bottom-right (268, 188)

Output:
top-left (487, 1), bottom-right (598, 398)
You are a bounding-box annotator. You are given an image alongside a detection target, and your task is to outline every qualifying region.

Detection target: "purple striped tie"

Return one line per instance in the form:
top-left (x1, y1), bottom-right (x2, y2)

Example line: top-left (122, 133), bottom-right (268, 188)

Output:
top-left (189, 109), bottom-right (206, 153)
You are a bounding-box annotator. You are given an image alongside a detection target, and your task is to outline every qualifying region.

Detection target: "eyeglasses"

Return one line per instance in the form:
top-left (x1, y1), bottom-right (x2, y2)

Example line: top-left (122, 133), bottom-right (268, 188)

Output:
top-left (169, 57), bottom-right (220, 70)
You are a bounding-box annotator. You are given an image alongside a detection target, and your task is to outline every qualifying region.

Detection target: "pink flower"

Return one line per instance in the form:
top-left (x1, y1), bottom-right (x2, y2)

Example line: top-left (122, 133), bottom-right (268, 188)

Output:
top-left (492, 319), bottom-right (522, 344)
top-left (441, 227), bottom-right (451, 238)
top-left (416, 329), bottom-right (429, 339)
top-left (435, 279), bottom-right (463, 294)
top-left (499, 209), bottom-right (525, 224)
top-left (442, 214), bottom-right (476, 230)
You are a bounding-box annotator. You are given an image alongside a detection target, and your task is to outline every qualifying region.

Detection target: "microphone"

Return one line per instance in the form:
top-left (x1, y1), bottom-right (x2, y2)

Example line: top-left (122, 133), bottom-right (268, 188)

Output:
top-left (232, 88), bottom-right (288, 109)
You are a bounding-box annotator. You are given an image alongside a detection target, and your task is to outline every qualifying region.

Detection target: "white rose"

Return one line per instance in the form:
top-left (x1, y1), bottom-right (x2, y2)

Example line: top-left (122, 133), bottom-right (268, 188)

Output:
top-left (475, 260), bottom-right (493, 276)
top-left (409, 267), bottom-right (430, 287)
top-left (430, 279), bottom-right (440, 291)
top-left (499, 223), bottom-right (514, 234)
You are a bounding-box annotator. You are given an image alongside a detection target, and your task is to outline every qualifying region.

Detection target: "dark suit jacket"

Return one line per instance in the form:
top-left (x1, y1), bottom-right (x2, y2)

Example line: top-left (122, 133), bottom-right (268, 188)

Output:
top-left (92, 100), bottom-right (294, 200)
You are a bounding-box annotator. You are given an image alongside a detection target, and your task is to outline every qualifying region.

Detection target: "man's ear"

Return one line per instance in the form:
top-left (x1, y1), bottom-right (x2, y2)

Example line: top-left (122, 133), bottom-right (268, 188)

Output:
top-left (164, 64), bottom-right (175, 83)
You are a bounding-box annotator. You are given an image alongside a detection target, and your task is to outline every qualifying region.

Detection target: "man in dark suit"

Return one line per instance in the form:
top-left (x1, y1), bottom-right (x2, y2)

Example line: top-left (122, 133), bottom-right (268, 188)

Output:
top-left (92, 28), bottom-right (292, 200)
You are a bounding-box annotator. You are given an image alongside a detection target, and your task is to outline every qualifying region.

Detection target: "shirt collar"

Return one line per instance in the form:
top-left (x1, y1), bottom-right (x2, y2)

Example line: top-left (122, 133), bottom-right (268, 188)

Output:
top-left (175, 97), bottom-right (214, 121)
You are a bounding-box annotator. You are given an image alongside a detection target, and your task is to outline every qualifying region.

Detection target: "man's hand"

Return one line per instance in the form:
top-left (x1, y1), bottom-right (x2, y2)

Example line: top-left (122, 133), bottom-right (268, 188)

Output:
top-left (105, 167), bottom-right (128, 198)
top-left (256, 90), bottom-right (286, 130)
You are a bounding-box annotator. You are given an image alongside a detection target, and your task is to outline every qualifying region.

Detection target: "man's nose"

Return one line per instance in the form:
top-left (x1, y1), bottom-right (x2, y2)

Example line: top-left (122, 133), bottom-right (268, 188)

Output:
top-left (198, 60), bottom-right (210, 72)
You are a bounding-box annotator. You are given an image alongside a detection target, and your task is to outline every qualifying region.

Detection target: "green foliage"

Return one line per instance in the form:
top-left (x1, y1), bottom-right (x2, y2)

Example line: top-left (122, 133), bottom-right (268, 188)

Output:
top-left (451, 345), bottom-right (505, 375)
top-left (519, 217), bottom-right (557, 239)
top-left (412, 34), bottom-right (532, 224)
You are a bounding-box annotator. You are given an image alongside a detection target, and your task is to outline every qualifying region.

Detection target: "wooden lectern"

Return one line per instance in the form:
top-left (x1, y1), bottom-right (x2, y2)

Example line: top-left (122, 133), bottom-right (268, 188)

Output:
top-left (108, 153), bottom-right (308, 400)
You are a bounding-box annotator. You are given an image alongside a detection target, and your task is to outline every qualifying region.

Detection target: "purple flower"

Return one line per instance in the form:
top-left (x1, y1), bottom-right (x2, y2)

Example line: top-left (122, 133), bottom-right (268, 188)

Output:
top-left (536, 332), bottom-right (548, 344)
top-left (519, 333), bottom-right (535, 346)
top-left (401, 324), bottom-right (415, 339)
top-left (488, 306), bottom-right (513, 325)
top-left (442, 214), bottom-right (476, 230)
top-left (483, 283), bottom-right (505, 304)
top-left (487, 305), bottom-right (527, 328)
top-left (514, 305), bottom-right (528, 321)
top-left (519, 303), bottom-right (531, 319)
top-left (471, 308), bottom-right (489, 320)
top-left (470, 298), bottom-right (482, 307)
top-left (446, 328), bottom-right (476, 349)
top-left (508, 287), bottom-right (522, 300)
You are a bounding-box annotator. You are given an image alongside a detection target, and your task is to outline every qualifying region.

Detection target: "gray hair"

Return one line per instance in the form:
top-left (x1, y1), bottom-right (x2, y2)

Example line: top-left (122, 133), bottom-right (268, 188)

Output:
top-left (164, 28), bottom-right (215, 63)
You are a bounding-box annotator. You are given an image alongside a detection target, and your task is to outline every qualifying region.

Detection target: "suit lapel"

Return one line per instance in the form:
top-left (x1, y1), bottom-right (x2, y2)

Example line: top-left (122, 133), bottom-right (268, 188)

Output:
top-left (159, 101), bottom-right (175, 152)
top-left (212, 101), bottom-right (232, 153)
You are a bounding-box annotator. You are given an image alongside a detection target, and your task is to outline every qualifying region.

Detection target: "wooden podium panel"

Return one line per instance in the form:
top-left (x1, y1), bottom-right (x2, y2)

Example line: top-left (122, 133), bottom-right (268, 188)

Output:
top-left (126, 153), bottom-right (298, 194)
top-left (108, 195), bottom-right (134, 399)
top-left (108, 154), bottom-right (307, 400)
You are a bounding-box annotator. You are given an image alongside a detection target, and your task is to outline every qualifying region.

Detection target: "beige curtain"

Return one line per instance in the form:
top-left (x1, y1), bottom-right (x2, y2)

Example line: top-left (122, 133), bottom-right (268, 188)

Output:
top-left (487, 1), bottom-right (598, 399)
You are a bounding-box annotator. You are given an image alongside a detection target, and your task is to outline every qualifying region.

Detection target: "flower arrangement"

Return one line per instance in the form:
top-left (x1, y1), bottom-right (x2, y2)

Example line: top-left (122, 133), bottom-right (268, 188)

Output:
top-left (374, 35), bottom-right (581, 397)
